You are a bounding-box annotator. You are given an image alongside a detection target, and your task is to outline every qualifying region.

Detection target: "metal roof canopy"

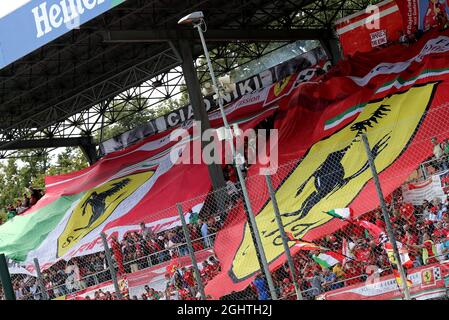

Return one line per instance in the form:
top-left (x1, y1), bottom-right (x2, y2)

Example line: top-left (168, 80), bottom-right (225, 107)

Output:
top-left (0, 0), bottom-right (373, 158)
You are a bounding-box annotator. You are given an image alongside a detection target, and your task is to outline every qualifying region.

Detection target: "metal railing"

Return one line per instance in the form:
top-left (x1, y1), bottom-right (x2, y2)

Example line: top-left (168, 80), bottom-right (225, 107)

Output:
top-left (418, 156), bottom-right (449, 180)
top-left (121, 233), bottom-right (217, 272)
top-left (278, 274), bottom-right (368, 300)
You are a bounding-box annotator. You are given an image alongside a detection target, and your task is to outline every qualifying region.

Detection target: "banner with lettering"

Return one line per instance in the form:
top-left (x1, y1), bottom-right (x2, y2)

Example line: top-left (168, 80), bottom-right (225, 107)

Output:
top-left (402, 173), bottom-right (447, 205)
top-left (335, 0), bottom-right (403, 56)
top-left (319, 263), bottom-right (448, 300)
top-left (99, 47), bottom-right (330, 155)
top-left (0, 0), bottom-right (127, 69)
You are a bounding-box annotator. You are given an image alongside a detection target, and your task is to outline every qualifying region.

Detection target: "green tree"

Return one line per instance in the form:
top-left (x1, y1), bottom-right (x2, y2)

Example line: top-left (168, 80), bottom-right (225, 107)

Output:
top-left (45, 147), bottom-right (88, 177)
top-left (0, 147), bottom-right (88, 210)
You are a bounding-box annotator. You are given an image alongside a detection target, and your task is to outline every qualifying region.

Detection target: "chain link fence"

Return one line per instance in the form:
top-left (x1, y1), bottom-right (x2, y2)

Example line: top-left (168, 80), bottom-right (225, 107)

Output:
top-left (2, 98), bottom-right (449, 301)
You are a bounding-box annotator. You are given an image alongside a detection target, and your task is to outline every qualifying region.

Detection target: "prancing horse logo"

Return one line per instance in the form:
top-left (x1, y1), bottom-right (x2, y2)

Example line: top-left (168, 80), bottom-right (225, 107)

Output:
top-left (275, 105), bottom-right (392, 227)
top-left (74, 179), bottom-right (130, 232)
top-left (57, 170), bottom-right (154, 257)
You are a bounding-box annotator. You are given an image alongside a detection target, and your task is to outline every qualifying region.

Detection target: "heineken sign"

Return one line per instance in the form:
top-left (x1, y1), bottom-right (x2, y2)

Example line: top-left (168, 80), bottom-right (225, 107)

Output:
top-left (32, 0), bottom-right (109, 38)
top-left (0, 0), bottom-right (126, 69)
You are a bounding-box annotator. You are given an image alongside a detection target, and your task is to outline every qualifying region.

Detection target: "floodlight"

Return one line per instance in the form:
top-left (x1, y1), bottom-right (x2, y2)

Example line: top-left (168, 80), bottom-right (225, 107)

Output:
top-left (178, 11), bottom-right (204, 25)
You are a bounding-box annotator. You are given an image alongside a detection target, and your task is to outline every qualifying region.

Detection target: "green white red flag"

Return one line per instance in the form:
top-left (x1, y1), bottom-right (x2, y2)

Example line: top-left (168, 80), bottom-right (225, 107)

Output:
top-left (312, 252), bottom-right (345, 268)
top-left (325, 208), bottom-right (353, 220)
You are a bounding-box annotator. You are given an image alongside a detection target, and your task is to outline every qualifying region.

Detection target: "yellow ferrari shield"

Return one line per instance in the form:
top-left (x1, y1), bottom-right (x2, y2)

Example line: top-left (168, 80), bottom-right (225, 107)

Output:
top-left (273, 75), bottom-right (292, 97)
top-left (230, 83), bottom-right (437, 281)
top-left (57, 171), bottom-right (154, 257)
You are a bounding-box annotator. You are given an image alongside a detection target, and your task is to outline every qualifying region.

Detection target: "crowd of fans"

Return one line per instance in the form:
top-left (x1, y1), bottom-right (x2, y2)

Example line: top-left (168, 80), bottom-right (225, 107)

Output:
top-left (0, 187), bottom-right (43, 225)
top-left (6, 185), bottom-right (449, 300)
top-left (270, 196), bottom-right (449, 300)
top-left (2, 132), bottom-right (449, 301)
top-left (4, 210), bottom-right (223, 300)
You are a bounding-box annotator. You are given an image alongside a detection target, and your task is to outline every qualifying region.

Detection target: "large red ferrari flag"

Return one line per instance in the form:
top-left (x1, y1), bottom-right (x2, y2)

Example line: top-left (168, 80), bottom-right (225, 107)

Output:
top-left (206, 30), bottom-right (449, 298)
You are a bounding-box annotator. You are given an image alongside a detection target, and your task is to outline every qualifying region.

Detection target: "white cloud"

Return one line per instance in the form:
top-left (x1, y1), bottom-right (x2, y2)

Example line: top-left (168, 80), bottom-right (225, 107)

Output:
top-left (0, 0), bottom-right (32, 19)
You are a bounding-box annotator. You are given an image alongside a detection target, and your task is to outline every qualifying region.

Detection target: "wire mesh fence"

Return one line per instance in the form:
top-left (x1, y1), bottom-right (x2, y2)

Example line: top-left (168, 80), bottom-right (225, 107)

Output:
top-left (2, 98), bottom-right (449, 301)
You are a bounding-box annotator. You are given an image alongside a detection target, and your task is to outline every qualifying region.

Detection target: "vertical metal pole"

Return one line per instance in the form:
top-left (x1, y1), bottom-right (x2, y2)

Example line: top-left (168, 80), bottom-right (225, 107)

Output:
top-left (33, 258), bottom-right (49, 300)
top-left (0, 254), bottom-right (15, 300)
top-left (421, 163), bottom-right (428, 180)
top-left (319, 36), bottom-right (342, 65)
top-left (177, 203), bottom-right (206, 300)
top-left (178, 38), bottom-right (227, 218)
top-left (100, 233), bottom-right (123, 300)
top-left (265, 175), bottom-right (303, 300)
top-left (361, 134), bottom-right (411, 300)
top-left (194, 22), bottom-right (278, 301)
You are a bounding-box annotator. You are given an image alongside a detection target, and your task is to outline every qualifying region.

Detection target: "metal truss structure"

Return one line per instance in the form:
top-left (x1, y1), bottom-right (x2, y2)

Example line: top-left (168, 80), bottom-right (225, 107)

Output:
top-left (0, 0), bottom-right (379, 160)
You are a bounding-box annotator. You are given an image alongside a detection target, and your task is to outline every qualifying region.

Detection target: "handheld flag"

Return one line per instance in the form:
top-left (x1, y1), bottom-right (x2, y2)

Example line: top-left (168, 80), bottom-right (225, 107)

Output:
top-left (167, 260), bottom-right (180, 276)
top-left (312, 252), bottom-right (344, 269)
top-left (325, 208), bottom-right (353, 220)
top-left (355, 220), bottom-right (389, 245)
top-left (286, 232), bottom-right (325, 251)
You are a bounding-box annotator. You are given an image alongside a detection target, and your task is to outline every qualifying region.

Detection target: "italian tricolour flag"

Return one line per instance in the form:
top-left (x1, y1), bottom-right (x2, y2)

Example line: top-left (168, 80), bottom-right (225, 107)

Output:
top-left (312, 252), bottom-right (344, 268)
top-left (325, 208), bottom-right (353, 220)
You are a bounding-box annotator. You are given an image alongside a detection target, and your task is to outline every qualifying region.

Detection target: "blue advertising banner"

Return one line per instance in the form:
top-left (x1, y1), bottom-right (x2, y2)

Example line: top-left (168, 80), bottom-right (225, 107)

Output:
top-left (0, 0), bottom-right (126, 70)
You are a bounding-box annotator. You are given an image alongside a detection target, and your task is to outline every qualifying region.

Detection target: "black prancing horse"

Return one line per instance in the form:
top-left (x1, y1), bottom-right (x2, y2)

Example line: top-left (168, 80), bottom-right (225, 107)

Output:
top-left (74, 179), bottom-right (131, 231)
top-left (276, 104), bottom-right (393, 227)
top-left (280, 134), bottom-right (390, 222)
top-left (262, 105), bottom-right (394, 239)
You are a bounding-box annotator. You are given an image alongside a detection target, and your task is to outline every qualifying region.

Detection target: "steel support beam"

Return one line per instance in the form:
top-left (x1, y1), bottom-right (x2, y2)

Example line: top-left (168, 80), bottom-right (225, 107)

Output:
top-left (79, 137), bottom-right (98, 165)
top-left (178, 39), bottom-right (226, 192)
top-left (0, 137), bottom-right (94, 150)
top-left (320, 37), bottom-right (342, 65)
top-left (0, 46), bottom-right (182, 150)
top-left (102, 28), bottom-right (333, 43)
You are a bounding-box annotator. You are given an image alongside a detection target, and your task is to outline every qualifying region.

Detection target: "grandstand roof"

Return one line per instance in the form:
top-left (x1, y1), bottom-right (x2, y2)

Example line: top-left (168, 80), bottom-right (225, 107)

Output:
top-left (0, 0), bottom-right (372, 156)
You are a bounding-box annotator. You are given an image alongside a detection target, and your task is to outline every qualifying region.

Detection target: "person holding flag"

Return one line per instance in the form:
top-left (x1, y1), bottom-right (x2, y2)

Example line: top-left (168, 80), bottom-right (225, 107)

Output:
top-left (410, 233), bottom-right (439, 265)
top-left (325, 206), bottom-right (415, 291)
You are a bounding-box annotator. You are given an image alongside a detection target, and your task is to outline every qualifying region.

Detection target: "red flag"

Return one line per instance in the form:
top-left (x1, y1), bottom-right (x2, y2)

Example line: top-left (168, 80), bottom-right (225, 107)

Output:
top-left (335, 0), bottom-right (403, 56)
top-left (206, 30), bottom-right (449, 299)
top-left (166, 259), bottom-right (180, 276)
top-left (354, 220), bottom-right (389, 245)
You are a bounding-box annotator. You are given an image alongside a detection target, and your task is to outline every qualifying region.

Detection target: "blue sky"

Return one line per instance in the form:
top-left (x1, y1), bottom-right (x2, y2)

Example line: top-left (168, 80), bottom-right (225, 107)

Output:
top-left (0, 0), bottom-right (31, 18)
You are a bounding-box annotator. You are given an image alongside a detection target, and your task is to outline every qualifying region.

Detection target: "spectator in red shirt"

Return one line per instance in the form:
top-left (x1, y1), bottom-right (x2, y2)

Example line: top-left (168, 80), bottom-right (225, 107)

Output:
top-left (182, 267), bottom-right (195, 289)
top-left (280, 278), bottom-right (296, 300)
top-left (400, 203), bottom-right (416, 224)
top-left (178, 287), bottom-right (194, 300)
top-left (343, 261), bottom-right (364, 286)
top-left (374, 211), bottom-right (386, 230)
top-left (208, 256), bottom-right (221, 274)
top-left (200, 261), bottom-right (215, 283)
top-left (353, 242), bottom-right (374, 264)
top-left (188, 224), bottom-right (204, 252)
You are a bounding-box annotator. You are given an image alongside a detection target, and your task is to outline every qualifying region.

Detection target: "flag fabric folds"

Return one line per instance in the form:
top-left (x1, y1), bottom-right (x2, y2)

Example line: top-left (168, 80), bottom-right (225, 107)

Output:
top-left (206, 30), bottom-right (449, 298)
top-left (0, 76), bottom-right (281, 272)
